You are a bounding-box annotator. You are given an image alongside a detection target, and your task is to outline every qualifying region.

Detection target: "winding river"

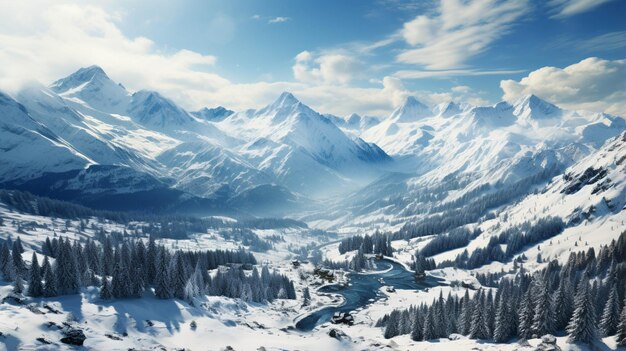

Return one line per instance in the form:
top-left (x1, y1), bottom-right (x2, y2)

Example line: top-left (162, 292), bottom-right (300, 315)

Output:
top-left (295, 259), bottom-right (444, 331)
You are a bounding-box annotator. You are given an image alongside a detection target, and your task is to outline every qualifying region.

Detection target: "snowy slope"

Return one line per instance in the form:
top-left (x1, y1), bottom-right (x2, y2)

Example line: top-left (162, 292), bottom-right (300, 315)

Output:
top-left (0, 92), bottom-right (91, 182)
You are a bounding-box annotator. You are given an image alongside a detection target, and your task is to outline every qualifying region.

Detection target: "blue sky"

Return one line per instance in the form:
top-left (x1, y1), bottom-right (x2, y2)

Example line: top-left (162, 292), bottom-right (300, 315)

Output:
top-left (0, 0), bottom-right (624, 116)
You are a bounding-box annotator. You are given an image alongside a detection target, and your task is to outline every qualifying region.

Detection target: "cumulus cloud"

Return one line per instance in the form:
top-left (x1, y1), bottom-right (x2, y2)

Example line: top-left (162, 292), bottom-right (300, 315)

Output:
top-left (548, 0), bottom-right (616, 18)
top-left (0, 3), bottom-right (225, 96)
top-left (500, 57), bottom-right (626, 115)
top-left (0, 1), bottom-right (500, 118)
top-left (397, 0), bottom-right (530, 70)
top-left (293, 51), bottom-right (363, 85)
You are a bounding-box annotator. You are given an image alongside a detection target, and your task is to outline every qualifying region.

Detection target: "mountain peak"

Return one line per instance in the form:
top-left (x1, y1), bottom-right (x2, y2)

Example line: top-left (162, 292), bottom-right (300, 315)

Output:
top-left (192, 106), bottom-right (234, 122)
top-left (513, 94), bottom-right (561, 120)
top-left (273, 92), bottom-right (300, 107)
top-left (434, 101), bottom-right (461, 117)
top-left (128, 90), bottom-right (193, 128)
top-left (389, 96), bottom-right (430, 122)
top-left (51, 65), bottom-right (111, 92)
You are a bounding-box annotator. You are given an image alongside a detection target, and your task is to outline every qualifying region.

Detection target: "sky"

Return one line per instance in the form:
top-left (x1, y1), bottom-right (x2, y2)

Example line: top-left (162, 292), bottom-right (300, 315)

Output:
top-left (0, 0), bottom-right (624, 117)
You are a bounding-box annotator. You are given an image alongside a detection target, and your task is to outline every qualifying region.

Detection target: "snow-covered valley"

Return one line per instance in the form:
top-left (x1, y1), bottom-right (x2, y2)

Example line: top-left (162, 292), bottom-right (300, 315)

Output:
top-left (0, 66), bottom-right (625, 351)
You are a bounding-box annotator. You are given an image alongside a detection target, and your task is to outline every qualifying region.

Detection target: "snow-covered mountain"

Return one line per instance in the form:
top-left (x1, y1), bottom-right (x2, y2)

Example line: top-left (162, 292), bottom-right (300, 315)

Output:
top-left (0, 66), bottom-right (396, 213)
top-left (218, 92), bottom-right (392, 197)
top-left (0, 65), bottom-right (623, 220)
top-left (326, 94), bottom-right (625, 229)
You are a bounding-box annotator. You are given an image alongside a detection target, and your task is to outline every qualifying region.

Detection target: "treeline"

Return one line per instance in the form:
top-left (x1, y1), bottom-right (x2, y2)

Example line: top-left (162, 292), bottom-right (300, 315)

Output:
top-left (338, 232), bottom-right (393, 256)
top-left (418, 227), bottom-right (481, 258)
top-left (377, 231), bottom-right (626, 346)
top-left (220, 228), bottom-right (283, 252)
top-left (234, 218), bottom-right (307, 229)
top-left (396, 168), bottom-right (559, 241)
top-left (0, 235), bottom-right (296, 304)
top-left (0, 189), bottom-right (308, 238)
top-left (443, 217), bottom-right (564, 269)
top-left (334, 232), bottom-right (394, 271)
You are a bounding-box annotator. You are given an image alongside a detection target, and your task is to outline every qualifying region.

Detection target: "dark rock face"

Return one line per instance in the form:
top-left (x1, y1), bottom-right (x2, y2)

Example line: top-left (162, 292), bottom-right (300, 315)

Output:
top-left (60, 329), bottom-right (86, 346)
top-left (562, 167), bottom-right (607, 194)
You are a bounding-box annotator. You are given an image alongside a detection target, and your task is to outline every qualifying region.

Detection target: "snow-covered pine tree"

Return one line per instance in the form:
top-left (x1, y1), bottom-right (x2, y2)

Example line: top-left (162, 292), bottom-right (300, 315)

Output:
top-left (146, 235), bottom-right (157, 285)
top-left (42, 256), bottom-right (57, 297)
top-left (27, 252), bottom-right (43, 297)
top-left (553, 276), bottom-right (573, 331)
top-left (154, 248), bottom-right (171, 299)
top-left (599, 282), bottom-right (620, 336)
top-left (617, 299), bottom-right (626, 347)
top-left (100, 277), bottom-right (112, 299)
top-left (55, 239), bottom-right (80, 295)
top-left (384, 310), bottom-right (401, 339)
top-left (0, 242), bottom-right (11, 280)
top-left (567, 277), bottom-right (597, 344)
top-left (170, 253), bottom-right (188, 299)
top-left (457, 290), bottom-right (472, 335)
top-left (518, 287), bottom-right (535, 340)
top-left (469, 291), bottom-right (490, 340)
top-left (11, 239), bottom-right (25, 278)
top-left (532, 275), bottom-right (555, 336)
top-left (13, 274), bottom-right (24, 294)
top-left (410, 308), bottom-right (424, 341)
top-left (494, 288), bottom-right (513, 342)
top-left (422, 307), bottom-right (437, 340)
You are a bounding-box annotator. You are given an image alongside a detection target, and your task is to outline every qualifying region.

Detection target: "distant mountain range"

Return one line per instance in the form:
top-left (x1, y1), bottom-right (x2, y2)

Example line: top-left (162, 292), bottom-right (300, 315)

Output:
top-left (0, 65), bottom-right (624, 222)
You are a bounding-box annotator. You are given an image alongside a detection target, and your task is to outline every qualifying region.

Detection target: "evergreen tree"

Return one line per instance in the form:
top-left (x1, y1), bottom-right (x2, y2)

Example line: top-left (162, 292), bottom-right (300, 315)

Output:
top-left (154, 248), bottom-right (171, 299)
top-left (27, 252), bottom-right (43, 297)
top-left (532, 276), bottom-right (555, 336)
top-left (567, 279), bottom-right (597, 344)
top-left (518, 288), bottom-right (535, 339)
top-left (457, 290), bottom-right (472, 335)
top-left (55, 239), bottom-right (80, 294)
top-left (494, 290), bottom-right (513, 342)
top-left (422, 307), bottom-right (437, 340)
top-left (469, 292), bottom-right (490, 339)
top-left (616, 299), bottom-right (626, 347)
top-left (170, 253), bottom-right (187, 299)
top-left (146, 235), bottom-right (157, 285)
top-left (13, 275), bottom-right (24, 294)
top-left (384, 310), bottom-right (400, 339)
top-left (11, 239), bottom-right (25, 278)
top-left (42, 256), bottom-right (57, 297)
top-left (100, 277), bottom-right (112, 299)
top-left (0, 243), bottom-right (12, 280)
top-left (599, 283), bottom-right (620, 336)
top-left (553, 277), bottom-right (573, 331)
top-left (410, 308), bottom-right (424, 341)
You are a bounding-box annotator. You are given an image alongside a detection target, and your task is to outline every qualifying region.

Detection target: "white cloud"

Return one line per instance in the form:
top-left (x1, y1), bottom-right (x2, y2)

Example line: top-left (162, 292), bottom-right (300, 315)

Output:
top-left (268, 16), bottom-right (290, 24)
top-left (397, 0), bottom-right (530, 70)
top-left (394, 68), bottom-right (526, 79)
top-left (500, 57), bottom-right (626, 115)
top-left (0, 1), bottom-right (503, 118)
top-left (293, 51), bottom-right (363, 85)
top-left (548, 0), bottom-right (615, 18)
